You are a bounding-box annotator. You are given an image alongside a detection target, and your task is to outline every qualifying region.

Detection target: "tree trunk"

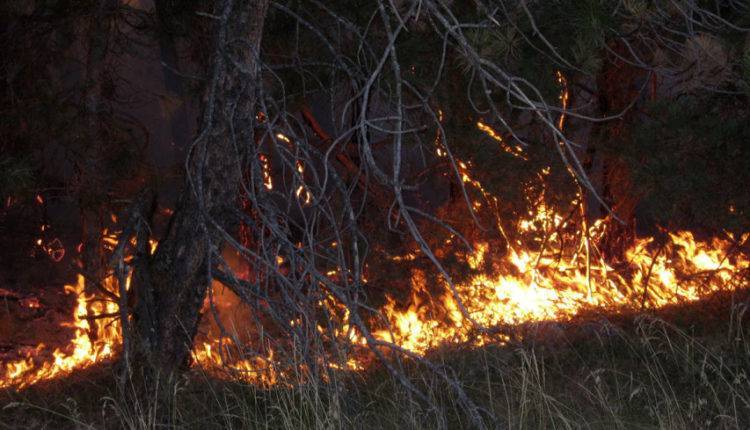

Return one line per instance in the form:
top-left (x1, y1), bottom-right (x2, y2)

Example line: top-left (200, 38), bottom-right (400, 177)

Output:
top-left (594, 40), bottom-right (645, 256)
top-left (81, 0), bottom-right (117, 313)
top-left (129, 0), bottom-right (269, 376)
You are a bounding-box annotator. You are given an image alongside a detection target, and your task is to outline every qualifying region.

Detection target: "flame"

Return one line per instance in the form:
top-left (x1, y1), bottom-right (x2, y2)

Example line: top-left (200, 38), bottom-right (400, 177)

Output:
top-left (2, 72), bottom-right (749, 389)
top-left (361, 71), bottom-right (748, 354)
top-left (294, 161), bottom-right (313, 205)
top-left (556, 70), bottom-right (569, 131)
top-left (371, 228), bottom-right (748, 355)
top-left (191, 341), bottom-right (281, 386)
top-left (259, 154), bottom-right (273, 190)
top-left (0, 274), bottom-right (121, 389)
top-left (3, 201), bottom-right (747, 390)
top-left (477, 121), bottom-right (526, 160)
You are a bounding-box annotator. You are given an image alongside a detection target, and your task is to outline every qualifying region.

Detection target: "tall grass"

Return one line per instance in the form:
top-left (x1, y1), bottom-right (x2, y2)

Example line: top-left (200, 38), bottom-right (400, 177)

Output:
top-left (2, 298), bottom-right (749, 429)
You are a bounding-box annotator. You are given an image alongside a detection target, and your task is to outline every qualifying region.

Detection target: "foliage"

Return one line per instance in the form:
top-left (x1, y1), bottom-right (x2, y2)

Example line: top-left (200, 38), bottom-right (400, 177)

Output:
top-left (611, 95), bottom-right (750, 232)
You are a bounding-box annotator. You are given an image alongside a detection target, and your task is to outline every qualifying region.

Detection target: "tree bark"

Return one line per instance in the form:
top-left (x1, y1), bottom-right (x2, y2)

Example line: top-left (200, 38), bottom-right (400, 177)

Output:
top-left (130, 0), bottom-right (269, 376)
top-left (594, 40), bottom-right (645, 256)
top-left (81, 0), bottom-right (117, 318)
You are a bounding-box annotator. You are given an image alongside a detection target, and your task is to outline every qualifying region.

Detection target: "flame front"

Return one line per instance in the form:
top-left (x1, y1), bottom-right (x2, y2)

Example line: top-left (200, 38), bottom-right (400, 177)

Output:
top-left (1, 274), bottom-right (121, 389)
top-left (372, 228), bottom-right (748, 355)
top-left (3, 211), bottom-right (746, 389)
top-left (2, 73), bottom-right (749, 390)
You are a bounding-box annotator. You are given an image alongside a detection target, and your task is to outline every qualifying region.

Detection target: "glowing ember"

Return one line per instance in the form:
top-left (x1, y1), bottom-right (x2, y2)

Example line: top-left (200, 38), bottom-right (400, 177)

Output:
top-left (477, 121), bottom-right (526, 160)
top-left (259, 154), bottom-right (273, 190)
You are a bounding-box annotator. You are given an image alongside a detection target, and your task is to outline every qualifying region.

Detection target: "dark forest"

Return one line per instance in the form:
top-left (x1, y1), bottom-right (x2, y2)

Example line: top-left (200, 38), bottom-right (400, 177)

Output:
top-left (1, 1), bottom-right (750, 429)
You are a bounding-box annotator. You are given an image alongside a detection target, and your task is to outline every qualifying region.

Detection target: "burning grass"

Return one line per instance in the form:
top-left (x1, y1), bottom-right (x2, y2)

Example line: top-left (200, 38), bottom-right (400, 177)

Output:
top-left (3, 68), bottom-right (748, 393)
top-left (2, 289), bottom-right (749, 429)
top-left (3, 219), bottom-right (747, 391)
top-left (1, 73), bottom-right (748, 427)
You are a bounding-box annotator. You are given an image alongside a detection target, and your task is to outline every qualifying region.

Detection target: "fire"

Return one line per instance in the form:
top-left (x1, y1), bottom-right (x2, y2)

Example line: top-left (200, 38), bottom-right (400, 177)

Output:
top-left (0, 274), bottom-right (121, 389)
top-left (259, 153), bottom-right (273, 190)
top-left (191, 340), bottom-right (281, 386)
top-left (362, 71), bottom-right (748, 355)
top-left (371, 228), bottom-right (748, 355)
top-left (477, 121), bottom-right (526, 160)
top-left (1, 73), bottom-right (748, 391)
top-left (2, 198), bottom-right (748, 391)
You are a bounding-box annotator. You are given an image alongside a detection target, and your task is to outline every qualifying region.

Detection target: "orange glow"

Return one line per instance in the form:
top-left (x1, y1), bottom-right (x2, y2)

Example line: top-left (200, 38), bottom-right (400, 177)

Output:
top-left (191, 341), bottom-right (281, 386)
top-left (369, 228), bottom-right (749, 355)
top-left (3, 192), bottom-right (748, 390)
top-left (2, 73), bottom-right (748, 389)
top-left (294, 161), bottom-right (312, 205)
top-left (259, 154), bottom-right (273, 190)
top-left (556, 71), bottom-right (569, 131)
top-left (37, 237), bottom-right (65, 262)
top-left (0, 273), bottom-right (121, 389)
top-left (476, 121), bottom-right (526, 159)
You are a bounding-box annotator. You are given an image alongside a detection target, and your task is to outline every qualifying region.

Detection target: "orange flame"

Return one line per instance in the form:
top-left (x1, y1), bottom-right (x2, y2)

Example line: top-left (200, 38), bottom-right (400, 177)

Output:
top-left (2, 72), bottom-right (748, 389)
top-left (1, 273), bottom-right (121, 389)
top-left (371, 228), bottom-right (748, 355)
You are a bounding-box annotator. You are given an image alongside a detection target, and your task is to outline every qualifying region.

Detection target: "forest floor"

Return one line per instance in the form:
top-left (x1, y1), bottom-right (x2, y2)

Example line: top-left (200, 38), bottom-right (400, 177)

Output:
top-left (1, 288), bottom-right (749, 429)
top-left (0, 207), bottom-right (79, 367)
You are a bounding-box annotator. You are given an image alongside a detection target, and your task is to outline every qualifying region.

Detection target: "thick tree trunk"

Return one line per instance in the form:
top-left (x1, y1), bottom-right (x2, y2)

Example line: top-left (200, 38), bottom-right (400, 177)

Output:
top-left (129, 0), bottom-right (269, 376)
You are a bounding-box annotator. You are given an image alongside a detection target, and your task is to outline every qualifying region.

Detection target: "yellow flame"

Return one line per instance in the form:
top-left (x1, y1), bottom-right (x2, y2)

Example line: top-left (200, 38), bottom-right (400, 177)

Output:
top-left (1, 274), bottom-right (121, 389)
top-left (3, 72), bottom-right (748, 389)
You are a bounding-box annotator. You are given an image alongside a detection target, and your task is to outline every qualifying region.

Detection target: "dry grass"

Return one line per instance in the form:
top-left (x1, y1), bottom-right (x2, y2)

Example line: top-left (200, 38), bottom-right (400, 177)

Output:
top-left (2, 292), bottom-right (749, 429)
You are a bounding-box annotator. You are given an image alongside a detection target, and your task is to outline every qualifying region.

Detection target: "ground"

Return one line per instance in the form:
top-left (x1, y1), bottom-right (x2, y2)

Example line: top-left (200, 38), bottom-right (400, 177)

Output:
top-left (2, 288), bottom-right (748, 429)
top-left (0, 203), bottom-right (79, 366)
